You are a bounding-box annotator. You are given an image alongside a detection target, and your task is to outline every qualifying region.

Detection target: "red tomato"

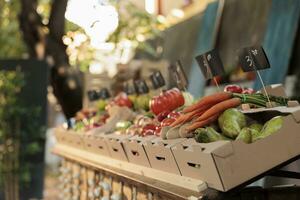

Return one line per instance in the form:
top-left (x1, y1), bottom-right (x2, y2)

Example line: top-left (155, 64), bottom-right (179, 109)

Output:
top-left (154, 126), bottom-right (162, 136)
top-left (167, 111), bottom-right (181, 119)
top-left (224, 85), bottom-right (243, 93)
top-left (114, 92), bottom-right (133, 108)
top-left (143, 129), bottom-right (154, 136)
top-left (150, 88), bottom-right (184, 116)
top-left (242, 88), bottom-right (255, 94)
top-left (157, 110), bottom-right (170, 122)
top-left (160, 118), bottom-right (176, 127)
top-left (166, 88), bottom-right (184, 108)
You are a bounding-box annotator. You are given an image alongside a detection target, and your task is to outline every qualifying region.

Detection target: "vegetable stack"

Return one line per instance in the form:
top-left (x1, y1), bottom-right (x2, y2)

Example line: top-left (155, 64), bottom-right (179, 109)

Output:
top-left (171, 91), bottom-right (288, 132)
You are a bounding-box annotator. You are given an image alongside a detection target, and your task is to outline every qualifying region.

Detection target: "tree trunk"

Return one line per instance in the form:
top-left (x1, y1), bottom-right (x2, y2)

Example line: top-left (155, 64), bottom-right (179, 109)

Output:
top-left (19, 0), bottom-right (83, 119)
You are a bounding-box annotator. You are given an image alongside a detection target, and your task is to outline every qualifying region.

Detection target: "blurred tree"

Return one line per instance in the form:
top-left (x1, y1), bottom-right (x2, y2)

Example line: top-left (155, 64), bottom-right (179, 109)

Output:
top-left (18, 0), bottom-right (83, 119)
top-left (0, 0), bottom-right (27, 57)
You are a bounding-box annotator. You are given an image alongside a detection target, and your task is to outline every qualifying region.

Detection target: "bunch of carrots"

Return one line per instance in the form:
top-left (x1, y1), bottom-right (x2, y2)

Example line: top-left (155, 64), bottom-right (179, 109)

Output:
top-left (170, 92), bottom-right (289, 132)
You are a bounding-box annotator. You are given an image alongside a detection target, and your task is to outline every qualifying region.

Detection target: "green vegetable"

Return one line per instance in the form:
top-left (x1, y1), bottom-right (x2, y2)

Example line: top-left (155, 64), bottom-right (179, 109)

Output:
top-left (218, 108), bottom-right (247, 139)
top-left (233, 93), bottom-right (289, 107)
top-left (195, 128), bottom-right (210, 143)
top-left (195, 127), bottom-right (228, 143)
top-left (249, 123), bottom-right (263, 132)
top-left (135, 95), bottom-right (150, 111)
top-left (236, 127), bottom-right (252, 144)
top-left (182, 92), bottom-right (194, 106)
top-left (255, 116), bottom-right (283, 140)
top-left (96, 99), bottom-right (107, 112)
top-left (74, 121), bottom-right (85, 131)
top-left (116, 121), bottom-right (133, 131)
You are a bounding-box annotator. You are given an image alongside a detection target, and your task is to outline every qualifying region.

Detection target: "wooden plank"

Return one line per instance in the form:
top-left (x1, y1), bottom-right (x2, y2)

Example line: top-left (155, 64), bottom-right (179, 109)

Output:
top-left (52, 144), bottom-right (206, 199)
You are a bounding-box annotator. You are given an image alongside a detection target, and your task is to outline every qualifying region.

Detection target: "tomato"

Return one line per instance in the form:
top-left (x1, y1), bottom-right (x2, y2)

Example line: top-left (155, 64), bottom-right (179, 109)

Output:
top-left (242, 88), bottom-right (255, 94)
top-left (157, 110), bottom-right (170, 122)
top-left (160, 118), bottom-right (176, 127)
top-left (150, 88), bottom-right (184, 116)
top-left (224, 85), bottom-right (243, 93)
top-left (167, 111), bottom-right (181, 119)
top-left (166, 88), bottom-right (184, 108)
top-left (141, 124), bottom-right (157, 136)
top-left (143, 129), bottom-right (154, 136)
top-left (113, 92), bottom-right (133, 108)
top-left (154, 126), bottom-right (162, 136)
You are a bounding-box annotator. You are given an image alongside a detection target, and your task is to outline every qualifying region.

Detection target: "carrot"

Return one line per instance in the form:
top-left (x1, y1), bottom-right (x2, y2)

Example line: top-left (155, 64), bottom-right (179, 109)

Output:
top-left (186, 113), bottom-right (220, 132)
top-left (171, 109), bottom-right (205, 127)
top-left (182, 92), bottom-right (232, 113)
top-left (194, 98), bottom-right (241, 122)
top-left (170, 103), bottom-right (213, 127)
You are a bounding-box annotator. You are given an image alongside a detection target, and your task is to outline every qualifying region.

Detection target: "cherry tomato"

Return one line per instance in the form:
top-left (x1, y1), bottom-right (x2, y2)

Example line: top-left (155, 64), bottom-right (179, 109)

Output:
top-left (157, 110), bottom-right (170, 122)
top-left (154, 126), bottom-right (162, 136)
top-left (114, 92), bottom-right (133, 108)
top-left (143, 129), bottom-right (154, 136)
top-left (167, 111), bottom-right (181, 119)
top-left (242, 88), bottom-right (255, 94)
top-left (160, 118), bottom-right (176, 127)
top-left (224, 85), bottom-right (243, 93)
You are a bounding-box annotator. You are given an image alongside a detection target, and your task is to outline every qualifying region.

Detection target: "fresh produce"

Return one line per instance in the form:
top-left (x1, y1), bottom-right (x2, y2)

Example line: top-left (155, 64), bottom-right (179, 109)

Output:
top-left (194, 98), bottom-right (242, 123)
top-left (109, 92), bottom-right (133, 108)
top-left (161, 118), bottom-right (176, 127)
top-left (157, 110), bottom-right (170, 122)
top-left (254, 116), bottom-right (283, 141)
top-left (236, 128), bottom-right (252, 143)
top-left (218, 108), bottom-right (247, 138)
top-left (171, 105), bottom-right (209, 127)
top-left (192, 108), bottom-right (283, 144)
top-left (242, 88), bottom-right (255, 94)
top-left (149, 88), bottom-right (185, 115)
top-left (224, 85), bottom-right (243, 93)
top-left (182, 91), bottom-right (194, 106)
top-left (116, 121), bottom-right (133, 131)
top-left (96, 99), bottom-right (108, 112)
top-left (249, 123), bottom-right (263, 132)
top-left (167, 111), bottom-right (181, 119)
top-left (135, 94), bottom-right (151, 111)
top-left (182, 92), bottom-right (232, 113)
top-left (195, 127), bottom-right (228, 143)
top-left (186, 113), bottom-right (220, 132)
top-left (173, 91), bottom-right (289, 130)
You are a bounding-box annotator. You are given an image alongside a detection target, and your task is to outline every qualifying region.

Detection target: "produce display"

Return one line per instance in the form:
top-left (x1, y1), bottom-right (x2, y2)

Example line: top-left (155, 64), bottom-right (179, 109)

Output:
top-left (56, 82), bottom-right (300, 192)
top-left (71, 83), bottom-right (289, 144)
top-left (194, 108), bottom-right (283, 144)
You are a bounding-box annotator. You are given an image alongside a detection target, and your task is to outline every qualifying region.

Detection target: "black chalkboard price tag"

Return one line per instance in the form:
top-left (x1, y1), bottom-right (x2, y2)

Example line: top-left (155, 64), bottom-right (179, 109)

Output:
top-left (123, 81), bottom-right (135, 95)
top-left (99, 88), bottom-right (111, 99)
top-left (238, 45), bottom-right (270, 72)
top-left (170, 60), bottom-right (188, 90)
top-left (150, 71), bottom-right (165, 89)
top-left (87, 90), bottom-right (99, 101)
top-left (195, 49), bottom-right (225, 80)
top-left (134, 79), bottom-right (149, 94)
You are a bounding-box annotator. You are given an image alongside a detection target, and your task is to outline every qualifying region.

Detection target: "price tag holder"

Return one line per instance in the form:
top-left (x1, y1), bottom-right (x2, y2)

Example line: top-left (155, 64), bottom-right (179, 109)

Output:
top-left (238, 45), bottom-right (272, 106)
top-left (195, 49), bottom-right (225, 80)
top-left (150, 71), bottom-right (165, 89)
top-left (134, 79), bottom-right (149, 94)
top-left (87, 90), bottom-right (99, 101)
top-left (99, 88), bottom-right (111, 99)
top-left (170, 60), bottom-right (188, 90)
top-left (238, 46), bottom-right (270, 72)
top-left (123, 81), bottom-right (135, 95)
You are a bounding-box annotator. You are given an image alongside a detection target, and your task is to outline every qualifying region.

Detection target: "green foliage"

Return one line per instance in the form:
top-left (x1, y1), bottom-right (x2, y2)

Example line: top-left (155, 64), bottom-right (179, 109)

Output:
top-left (0, 70), bottom-right (44, 188)
top-left (107, 1), bottom-right (163, 57)
top-left (0, 0), bottom-right (27, 58)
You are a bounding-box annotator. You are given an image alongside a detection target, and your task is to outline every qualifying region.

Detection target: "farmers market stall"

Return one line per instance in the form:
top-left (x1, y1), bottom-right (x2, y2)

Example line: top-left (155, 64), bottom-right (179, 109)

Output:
top-left (52, 80), bottom-right (300, 199)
